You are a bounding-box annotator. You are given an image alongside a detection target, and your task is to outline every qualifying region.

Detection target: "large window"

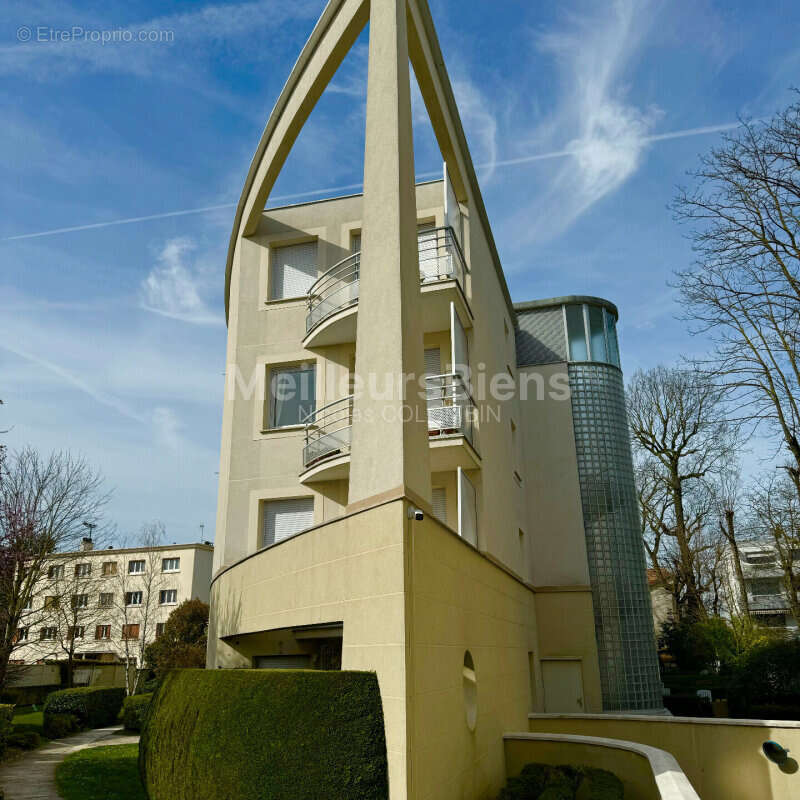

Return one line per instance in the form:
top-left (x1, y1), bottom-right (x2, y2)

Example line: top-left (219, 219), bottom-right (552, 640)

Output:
top-left (122, 624), bottom-right (140, 641)
top-left (125, 591), bottom-right (143, 606)
top-left (95, 625), bottom-right (111, 640)
top-left (99, 593), bottom-right (114, 608)
top-left (159, 589), bottom-right (177, 605)
top-left (564, 303), bottom-right (620, 367)
top-left (749, 578), bottom-right (782, 597)
top-left (102, 561), bottom-right (118, 576)
top-left (262, 498), bottom-right (314, 548)
top-left (268, 365), bottom-right (316, 428)
top-left (71, 594), bottom-right (88, 609)
top-left (75, 562), bottom-right (91, 577)
top-left (270, 241), bottom-right (318, 300)
top-left (128, 560), bottom-right (145, 574)
top-left (565, 305), bottom-right (588, 361)
top-left (40, 627), bottom-right (58, 641)
top-left (48, 564), bottom-right (65, 579)
top-left (162, 557), bottom-right (180, 573)
top-left (68, 626), bottom-right (85, 640)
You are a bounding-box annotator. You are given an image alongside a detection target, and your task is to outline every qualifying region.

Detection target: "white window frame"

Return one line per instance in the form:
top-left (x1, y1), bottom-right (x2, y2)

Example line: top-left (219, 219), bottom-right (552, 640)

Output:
top-left (159, 589), bottom-right (178, 606)
top-left (162, 557), bottom-right (181, 573)
top-left (128, 560), bottom-right (145, 575)
top-left (125, 591), bottom-right (143, 607)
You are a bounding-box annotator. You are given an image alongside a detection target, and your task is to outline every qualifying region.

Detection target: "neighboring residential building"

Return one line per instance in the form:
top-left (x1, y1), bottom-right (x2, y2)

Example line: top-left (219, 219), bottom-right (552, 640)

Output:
top-left (727, 541), bottom-right (799, 634)
top-left (14, 539), bottom-right (214, 665)
top-left (647, 569), bottom-right (677, 636)
top-left (207, 1), bottom-right (661, 798)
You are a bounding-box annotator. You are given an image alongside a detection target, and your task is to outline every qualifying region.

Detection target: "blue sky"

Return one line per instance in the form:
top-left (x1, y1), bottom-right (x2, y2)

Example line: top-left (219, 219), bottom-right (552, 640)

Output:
top-left (1, 0), bottom-right (797, 543)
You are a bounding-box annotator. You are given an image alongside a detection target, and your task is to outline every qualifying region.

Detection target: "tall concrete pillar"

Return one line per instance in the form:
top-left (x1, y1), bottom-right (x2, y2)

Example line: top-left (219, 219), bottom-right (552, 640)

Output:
top-left (347, 0), bottom-right (432, 510)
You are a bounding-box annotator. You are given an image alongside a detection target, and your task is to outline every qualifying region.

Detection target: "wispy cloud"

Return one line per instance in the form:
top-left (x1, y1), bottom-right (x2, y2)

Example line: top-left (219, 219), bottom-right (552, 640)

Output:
top-left (0, 0), bottom-right (320, 80)
top-left (510, 0), bottom-right (662, 242)
top-left (139, 238), bottom-right (222, 326)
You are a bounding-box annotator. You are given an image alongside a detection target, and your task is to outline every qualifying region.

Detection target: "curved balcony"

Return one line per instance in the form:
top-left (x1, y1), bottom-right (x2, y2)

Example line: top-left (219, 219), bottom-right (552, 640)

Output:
top-left (303, 226), bottom-right (469, 348)
top-left (299, 395), bottom-right (353, 483)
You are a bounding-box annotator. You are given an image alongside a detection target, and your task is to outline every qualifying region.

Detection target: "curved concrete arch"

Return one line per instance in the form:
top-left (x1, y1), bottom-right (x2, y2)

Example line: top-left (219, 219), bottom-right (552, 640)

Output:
top-left (224, 0), bottom-right (515, 320)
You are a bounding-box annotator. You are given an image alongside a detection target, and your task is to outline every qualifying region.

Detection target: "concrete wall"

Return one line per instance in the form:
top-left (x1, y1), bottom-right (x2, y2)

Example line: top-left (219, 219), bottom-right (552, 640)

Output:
top-left (208, 501), bottom-right (409, 798)
top-left (407, 512), bottom-right (538, 800)
top-left (528, 713), bottom-right (800, 800)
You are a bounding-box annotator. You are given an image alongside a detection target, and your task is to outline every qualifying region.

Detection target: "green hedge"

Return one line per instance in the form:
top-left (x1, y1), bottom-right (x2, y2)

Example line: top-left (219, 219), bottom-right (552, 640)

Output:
top-left (140, 669), bottom-right (388, 800)
top-left (0, 704), bottom-right (13, 757)
top-left (122, 694), bottom-right (153, 733)
top-left (43, 687), bottom-right (125, 736)
top-left (497, 763), bottom-right (623, 800)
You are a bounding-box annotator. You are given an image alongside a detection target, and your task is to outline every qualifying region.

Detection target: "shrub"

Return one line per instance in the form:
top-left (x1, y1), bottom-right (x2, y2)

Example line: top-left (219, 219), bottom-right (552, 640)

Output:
top-left (43, 713), bottom-right (80, 740)
top-left (44, 687), bottom-right (125, 734)
top-left (7, 730), bottom-right (41, 750)
top-left (0, 705), bottom-right (13, 757)
top-left (144, 599), bottom-right (209, 680)
top-left (497, 763), bottom-right (622, 800)
top-left (122, 694), bottom-right (153, 733)
top-left (731, 639), bottom-right (800, 709)
top-left (140, 669), bottom-right (388, 800)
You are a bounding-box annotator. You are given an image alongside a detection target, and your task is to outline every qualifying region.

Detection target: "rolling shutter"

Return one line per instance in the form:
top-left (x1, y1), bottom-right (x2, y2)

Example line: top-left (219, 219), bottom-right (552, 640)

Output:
top-left (432, 487), bottom-right (447, 524)
top-left (271, 241), bottom-right (318, 299)
top-left (424, 347), bottom-right (442, 378)
top-left (263, 498), bottom-right (314, 547)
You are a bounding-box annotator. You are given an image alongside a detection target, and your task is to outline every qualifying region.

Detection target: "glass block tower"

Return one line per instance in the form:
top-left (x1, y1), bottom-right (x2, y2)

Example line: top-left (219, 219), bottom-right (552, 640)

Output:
top-left (516, 296), bottom-right (662, 711)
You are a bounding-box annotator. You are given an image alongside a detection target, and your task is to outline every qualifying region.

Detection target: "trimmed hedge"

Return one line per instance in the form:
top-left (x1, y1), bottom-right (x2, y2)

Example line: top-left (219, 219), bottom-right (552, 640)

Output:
top-left (122, 694), bottom-right (153, 733)
top-left (497, 763), bottom-right (623, 800)
top-left (140, 669), bottom-right (388, 800)
top-left (43, 687), bottom-right (125, 737)
top-left (0, 704), bottom-right (13, 757)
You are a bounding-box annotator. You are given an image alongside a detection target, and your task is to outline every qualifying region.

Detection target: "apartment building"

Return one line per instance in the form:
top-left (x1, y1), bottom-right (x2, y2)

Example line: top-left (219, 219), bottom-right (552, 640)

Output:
top-left (14, 539), bottom-right (213, 665)
top-left (727, 541), bottom-right (799, 634)
top-left (207, 1), bottom-right (661, 798)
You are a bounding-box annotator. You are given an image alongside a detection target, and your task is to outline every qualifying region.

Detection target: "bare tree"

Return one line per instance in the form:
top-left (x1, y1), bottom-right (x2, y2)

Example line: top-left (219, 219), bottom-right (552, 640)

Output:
top-left (748, 473), bottom-right (800, 625)
top-left (113, 522), bottom-right (166, 695)
top-left (674, 99), bottom-right (800, 496)
top-left (628, 365), bottom-right (739, 618)
top-left (0, 448), bottom-right (110, 691)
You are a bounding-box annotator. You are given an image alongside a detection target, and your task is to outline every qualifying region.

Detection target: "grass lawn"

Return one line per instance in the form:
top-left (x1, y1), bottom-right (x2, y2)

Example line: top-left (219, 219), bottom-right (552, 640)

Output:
top-left (55, 743), bottom-right (145, 800)
top-left (11, 706), bottom-right (44, 736)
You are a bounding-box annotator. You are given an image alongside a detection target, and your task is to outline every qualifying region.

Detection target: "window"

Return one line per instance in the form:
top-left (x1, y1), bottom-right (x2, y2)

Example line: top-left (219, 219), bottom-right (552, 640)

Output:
top-left (162, 557), bottom-right (180, 573)
top-left (432, 487), bottom-right (447, 524)
top-left (511, 419), bottom-right (522, 484)
top-left (587, 305), bottom-right (607, 362)
top-left (746, 553), bottom-right (776, 565)
top-left (21, 596), bottom-right (32, 611)
top-left (68, 626), bottom-right (85, 640)
top-left (457, 467), bottom-right (478, 547)
top-left (15, 628), bottom-right (28, 643)
top-left (262, 498), bottom-right (314, 547)
top-left (99, 593), bottom-right (114, 608)
top-left (74, 562), bottom-right (91, 577)
top-left (565, 305), bottom-right (588, 361)
top-left (44, 596), bottom-right (59, 610)
top-left (125, 591), bottom-right (143, 606)
top-left (95, 625), bottom-right (111, 640)
top-left (48, 565), bottom-right (64, 580)
top-left (122, 624), bottom-right (140, 641)
top-left (40, 627), bottom-right (58, 641)
top-left (155, 622), bottom-right (166, 638)
top-left (268, 365), bottom-right (316, 428)
top-left (270, 240), bottom-right (318, 300)
top-left (71, 594), bottom-right (88, 609)
top-left (604, 309), bottom-right (620, 367)
top-left (128, 560), bottom-right (145, 574)
top-left (749, 578), bottom-right (782, 597)
top-left (102, 561), bottom-right (118, 576)
top-left (159, 589), bottom-right (177, 605)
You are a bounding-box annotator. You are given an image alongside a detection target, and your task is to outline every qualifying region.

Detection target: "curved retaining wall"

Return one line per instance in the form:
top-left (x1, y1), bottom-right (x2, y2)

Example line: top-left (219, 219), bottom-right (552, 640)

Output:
top-left (529, 712), bottom-right (800, 800)
top-left (504, 732), bottom-right (700, 800)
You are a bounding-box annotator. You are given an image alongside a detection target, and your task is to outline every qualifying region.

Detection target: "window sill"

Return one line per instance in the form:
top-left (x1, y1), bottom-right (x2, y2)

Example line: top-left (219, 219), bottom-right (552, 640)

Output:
top-left (263, 296), bottom-right (307, 307)
top-left (260, 425), bottom-right (305, 435)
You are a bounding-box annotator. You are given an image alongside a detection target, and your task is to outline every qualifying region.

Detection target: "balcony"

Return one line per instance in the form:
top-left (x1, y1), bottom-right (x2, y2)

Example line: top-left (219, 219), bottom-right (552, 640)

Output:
top-left (303, 226), bottom-right (469, 348)
top-left (300, 375), bottom-right (479, 483)
top-left (299, 395), bottom-right (353, 483)
top-left (426, 373), bottom-right (480, 472)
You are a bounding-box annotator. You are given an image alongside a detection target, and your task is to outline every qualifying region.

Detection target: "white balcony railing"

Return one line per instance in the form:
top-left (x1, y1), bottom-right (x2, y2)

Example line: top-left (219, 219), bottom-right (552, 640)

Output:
top-left (425, 373), bottom-right (476, 447)
top-left (301, 395), bottom-right (353, 470)
top-left (305, 226), bottom-right (467, 336)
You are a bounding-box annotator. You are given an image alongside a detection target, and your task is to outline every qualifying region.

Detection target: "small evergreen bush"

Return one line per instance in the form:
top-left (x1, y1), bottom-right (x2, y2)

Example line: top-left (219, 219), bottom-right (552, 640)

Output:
top-left (0, 705), bottom-right (13, 757)
top-left (43, 713), bottom-right (80, 739)
top-left (122, 694), bottom-right (153, 733)
top-left (43, 687), bottom-right (125, 734)
top-left (7, 730), bottom-right (41, 750)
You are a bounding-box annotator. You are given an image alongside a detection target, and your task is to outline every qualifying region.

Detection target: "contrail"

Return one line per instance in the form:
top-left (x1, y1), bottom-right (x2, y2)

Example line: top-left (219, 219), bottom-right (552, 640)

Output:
top-left (2, 121), bottom-right (742, 242)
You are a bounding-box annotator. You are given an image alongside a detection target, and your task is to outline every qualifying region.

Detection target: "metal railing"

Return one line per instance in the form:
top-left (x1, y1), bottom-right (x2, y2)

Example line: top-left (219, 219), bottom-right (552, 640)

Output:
top-left (425, 373), bottom-right (476, 447)
top-left (306, 252), bottom-right (360, 333)
top-left (305, 226), bottom-right (467, 335)
top-left (301, 395), bottom-right (354, 469)
top-left (417, 226), bottom-right (467, 290)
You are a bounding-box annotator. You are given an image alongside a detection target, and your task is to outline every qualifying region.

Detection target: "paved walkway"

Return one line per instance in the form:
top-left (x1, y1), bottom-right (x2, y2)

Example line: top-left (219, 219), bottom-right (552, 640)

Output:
top-left (0, 726), bottom-right (140, 800)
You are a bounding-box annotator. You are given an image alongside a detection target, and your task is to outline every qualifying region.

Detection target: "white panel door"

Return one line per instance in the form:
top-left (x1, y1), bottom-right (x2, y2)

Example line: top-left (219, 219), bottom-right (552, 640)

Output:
top-left (443, 162), bottom-right (462, 247)
top-left (263, 498), bottom-right (314, 547)
top-left (541, 660), bottom-right (585, 713)
top-left (457, 467), bottom-right (477, 546)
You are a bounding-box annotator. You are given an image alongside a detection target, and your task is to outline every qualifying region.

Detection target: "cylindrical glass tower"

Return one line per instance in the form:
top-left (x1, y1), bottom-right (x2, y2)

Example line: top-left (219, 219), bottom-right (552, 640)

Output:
top-left (516, 296), bottom-right (662, 711)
